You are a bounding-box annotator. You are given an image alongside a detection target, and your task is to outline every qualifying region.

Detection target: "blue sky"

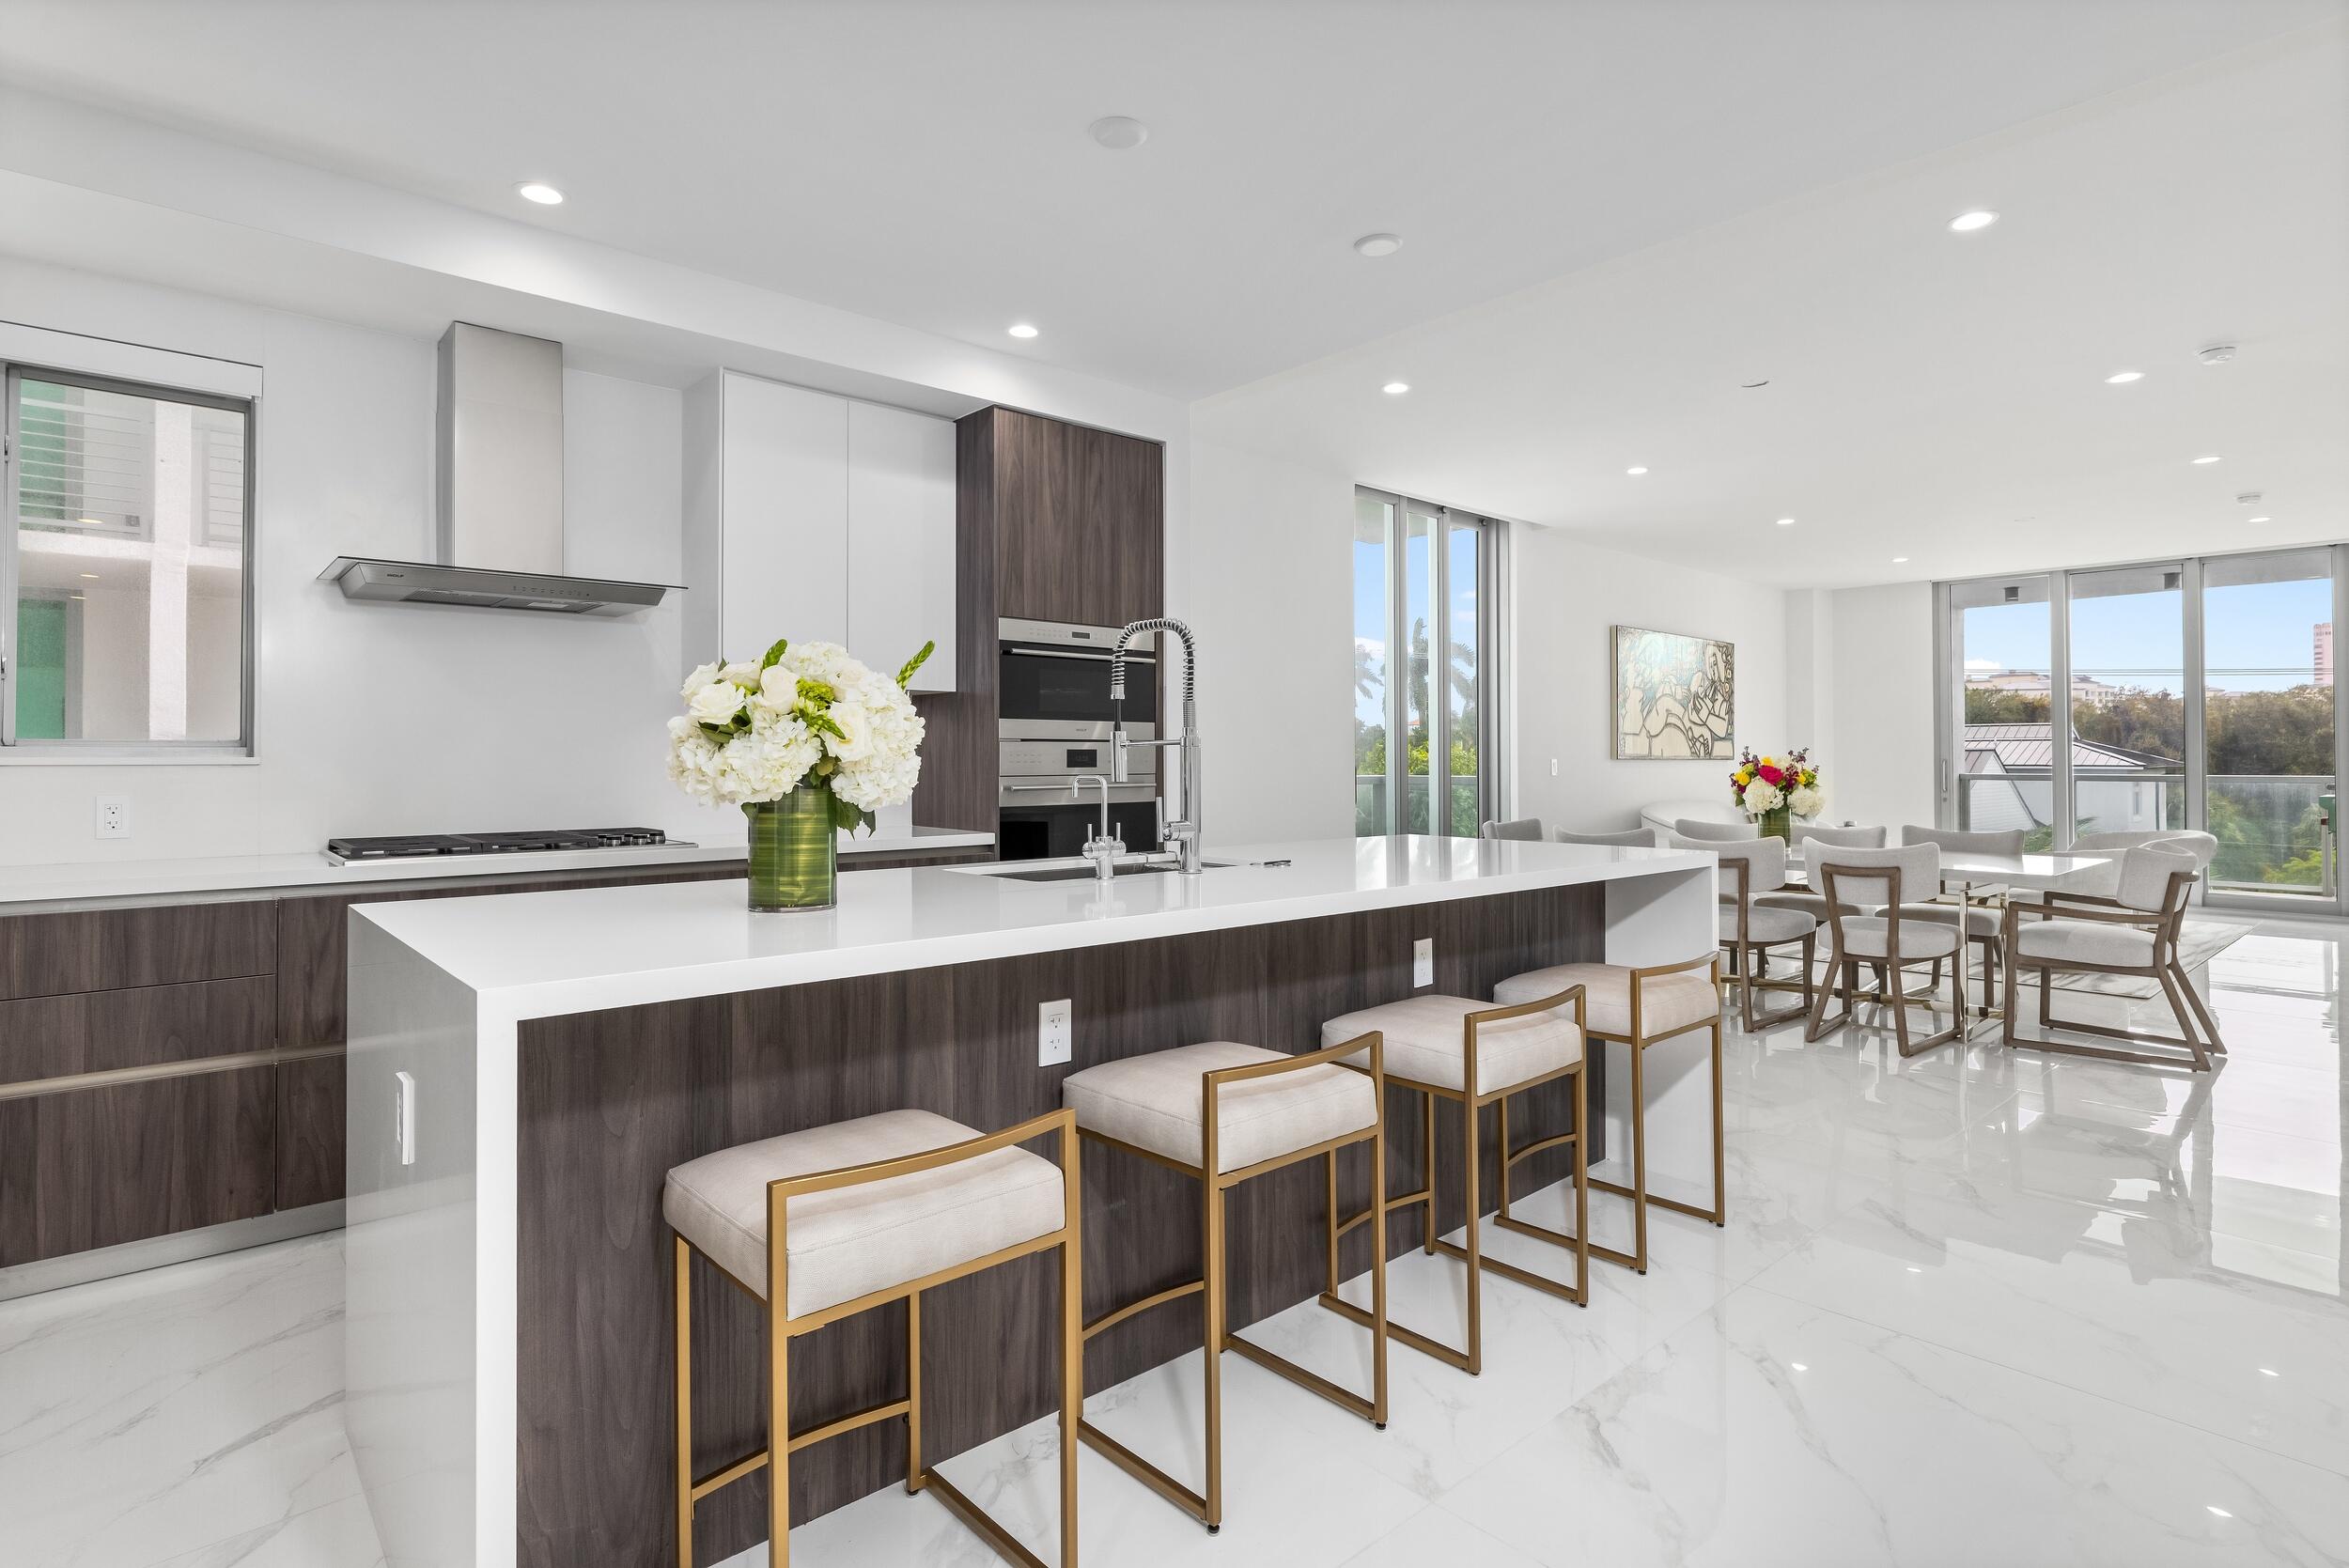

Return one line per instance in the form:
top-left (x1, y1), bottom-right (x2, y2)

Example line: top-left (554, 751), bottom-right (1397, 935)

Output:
top-left (1966, 577), bottom-right (2329, 695)
top-left (1353, 530), bottom-right (1478, 728)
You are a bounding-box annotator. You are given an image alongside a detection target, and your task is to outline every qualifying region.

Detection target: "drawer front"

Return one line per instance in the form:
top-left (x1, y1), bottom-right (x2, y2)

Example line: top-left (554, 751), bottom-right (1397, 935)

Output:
top-left (0, 901), bottom-right (279, 1002)
top-left (0, 975), bottom-right (276, 1088)
top-left (0, 1065), bottom-right (277, 1266)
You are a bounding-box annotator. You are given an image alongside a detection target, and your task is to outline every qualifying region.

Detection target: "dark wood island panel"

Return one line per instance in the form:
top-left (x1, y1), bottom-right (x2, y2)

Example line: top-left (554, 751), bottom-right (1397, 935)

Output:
top-left (514, 881), bottom-right (1605, 1567)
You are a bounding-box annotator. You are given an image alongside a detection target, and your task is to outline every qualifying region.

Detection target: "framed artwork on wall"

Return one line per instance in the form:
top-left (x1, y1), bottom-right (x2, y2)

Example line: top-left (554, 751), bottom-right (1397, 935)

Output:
top-left (1612, 625), bottom-right (1735, 759)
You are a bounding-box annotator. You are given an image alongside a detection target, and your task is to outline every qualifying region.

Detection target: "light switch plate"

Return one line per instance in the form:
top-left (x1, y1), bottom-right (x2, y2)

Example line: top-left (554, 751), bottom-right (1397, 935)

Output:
top-left (1412, 938), bottom-right (1434, 987)
top-left (1038, 999), bottom-right (1073, 1067)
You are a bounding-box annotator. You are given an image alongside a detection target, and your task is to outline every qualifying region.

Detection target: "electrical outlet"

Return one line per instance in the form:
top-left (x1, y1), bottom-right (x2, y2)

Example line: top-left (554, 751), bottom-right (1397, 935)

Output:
top-left (95, 797), bottom-right (132, 839)
top-left (1037, 999), bottom-right (1073, 1067)
top-left (1412, 938), bottom-right (1434, 987)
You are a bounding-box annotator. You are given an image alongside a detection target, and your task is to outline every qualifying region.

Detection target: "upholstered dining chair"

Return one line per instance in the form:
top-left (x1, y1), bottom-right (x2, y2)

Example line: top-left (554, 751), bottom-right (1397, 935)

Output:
top-left (2002, 842), bottom-right (2221, 1070)
top-left (1668, 831), bottom-right (1814, 1030)
top-left (1555, 827), bottom-right (1663, 847)
top-left (1897, 825), bottom-right (2024, 1017)
top-left (1803, 843), bottom-right (1965, 1056)
top-left (1672, 818), bottom-right (1758, 843)
top-left (2012, 829), bottom-right (2217, 905)
top-left (1757, 824), bottom-right (1885, 925)
top-left (1482, 817), bottom-right (1547, 841)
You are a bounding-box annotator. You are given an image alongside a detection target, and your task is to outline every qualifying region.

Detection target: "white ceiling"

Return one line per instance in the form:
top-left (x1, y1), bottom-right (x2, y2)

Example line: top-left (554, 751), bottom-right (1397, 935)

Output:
top-left (1195, 23), bottom-right (2349, 588)
top-left (0, 0), bottom-right (2337, 401)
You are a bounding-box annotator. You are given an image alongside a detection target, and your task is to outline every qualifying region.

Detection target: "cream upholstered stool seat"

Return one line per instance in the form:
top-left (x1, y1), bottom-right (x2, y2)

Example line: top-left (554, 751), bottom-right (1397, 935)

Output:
top-left (667, 1108), bottom-right (1081, 1568)
top-left (1316, 985), bottom-right (1592, 1376)
top-left (1491, 955), bottom-right (1723, 1275)
top-left (1063, 1037), bottom-right (1389, 1533)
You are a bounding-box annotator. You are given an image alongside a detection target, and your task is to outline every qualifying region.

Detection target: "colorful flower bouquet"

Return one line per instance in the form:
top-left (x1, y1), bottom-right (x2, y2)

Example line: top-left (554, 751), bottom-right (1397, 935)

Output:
top-left (1731, 748), bottom-right (1824, 835)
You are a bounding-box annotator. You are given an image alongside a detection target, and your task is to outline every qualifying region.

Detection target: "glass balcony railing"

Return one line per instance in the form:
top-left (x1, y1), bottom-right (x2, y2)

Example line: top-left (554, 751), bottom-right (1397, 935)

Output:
top-left (1957, 769), bottom-right (2335, 896)
top-left (1354, 775), bottom-right (1482, 838)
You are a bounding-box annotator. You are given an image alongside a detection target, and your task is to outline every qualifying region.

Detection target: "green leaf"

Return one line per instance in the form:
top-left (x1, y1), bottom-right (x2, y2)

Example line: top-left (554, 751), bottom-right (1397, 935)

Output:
top-left (896, 640), bottom-right (936, 689)
top-left (760, 637), bottom-right (790, 671)
top-left (827, 787), bottom-right (867, 833)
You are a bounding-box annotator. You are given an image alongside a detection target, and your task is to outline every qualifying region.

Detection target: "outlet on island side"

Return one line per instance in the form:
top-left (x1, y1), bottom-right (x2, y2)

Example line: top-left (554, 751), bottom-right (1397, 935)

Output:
top-left (95, 797), bottom-right (132, 839)
top-left (1412, 938), bottom-right (1434, 987)
top-left (1038, 999), bottom-right (1073, 1067)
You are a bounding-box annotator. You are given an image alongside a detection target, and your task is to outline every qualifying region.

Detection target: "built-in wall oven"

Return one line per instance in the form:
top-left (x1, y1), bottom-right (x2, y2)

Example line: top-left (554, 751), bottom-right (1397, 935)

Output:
top-left (998, 617), bottom-right (1160, 861)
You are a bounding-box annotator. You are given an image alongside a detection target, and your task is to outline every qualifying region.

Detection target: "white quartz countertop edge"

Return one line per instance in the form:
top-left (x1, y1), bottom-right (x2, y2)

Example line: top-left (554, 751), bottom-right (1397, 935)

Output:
top-left (355, 838), bottom-right (1718, 1023)
top-left (0, 826), bottom-right (996, 907)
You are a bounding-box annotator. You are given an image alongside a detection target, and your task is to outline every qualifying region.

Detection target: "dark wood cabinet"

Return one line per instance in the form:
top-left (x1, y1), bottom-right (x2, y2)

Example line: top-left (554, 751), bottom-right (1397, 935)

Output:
top-left (0, 848), bottom-right (994, 1273)
top-left (984, 407), bottom-right (1163, 629)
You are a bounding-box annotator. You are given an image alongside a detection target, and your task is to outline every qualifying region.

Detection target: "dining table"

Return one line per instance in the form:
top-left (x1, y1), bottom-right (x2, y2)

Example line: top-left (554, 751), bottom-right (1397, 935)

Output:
top-left (1783, 845), bottom-right (2117, 1042)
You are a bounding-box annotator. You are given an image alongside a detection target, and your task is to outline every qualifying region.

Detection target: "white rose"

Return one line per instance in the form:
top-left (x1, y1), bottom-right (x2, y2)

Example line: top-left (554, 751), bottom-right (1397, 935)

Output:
top-left (827, 700), bottom-right (876, 761)
top-left (759, 661), bottom-right (800, 700)
top-left (687, 680), bottom-right (746, 726)
top-left (679, 661), bottom-right (722, 699)
top-left (720, 661), bottom-right (761, 687)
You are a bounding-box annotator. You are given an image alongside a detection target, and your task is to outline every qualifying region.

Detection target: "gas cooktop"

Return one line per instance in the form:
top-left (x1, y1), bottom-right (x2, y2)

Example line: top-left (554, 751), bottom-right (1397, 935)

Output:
top-left (325, 828), bottom-right (682, 864)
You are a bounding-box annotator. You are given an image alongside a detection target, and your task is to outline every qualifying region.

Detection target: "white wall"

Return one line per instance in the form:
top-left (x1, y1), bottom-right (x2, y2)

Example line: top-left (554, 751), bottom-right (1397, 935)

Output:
top-left (1818, 581), bottom-right (1937, 831)
top-left (1509, 528), bottom-right (1791, 833)
top-left (0, 260), bottom-right (709, 863)
top-left (1184, 438), bottom-right (1359, 844)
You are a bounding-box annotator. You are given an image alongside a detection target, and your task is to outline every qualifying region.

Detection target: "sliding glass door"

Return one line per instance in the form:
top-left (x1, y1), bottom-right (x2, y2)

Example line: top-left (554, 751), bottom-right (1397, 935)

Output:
top-left (1939, 546), bottom-right (2348, 911)
top-left (1352, 486), bottom-right (1497, 838)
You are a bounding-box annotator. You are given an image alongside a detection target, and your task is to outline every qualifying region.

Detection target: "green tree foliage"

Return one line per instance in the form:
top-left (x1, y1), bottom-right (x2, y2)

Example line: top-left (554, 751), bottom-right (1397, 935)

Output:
top-left (1966, 684), bottom-right (2336, 886)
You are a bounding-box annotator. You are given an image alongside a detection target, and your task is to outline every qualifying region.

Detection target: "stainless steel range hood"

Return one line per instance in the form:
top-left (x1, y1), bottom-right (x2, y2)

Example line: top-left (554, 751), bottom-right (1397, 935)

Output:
top-left (319, 323), bottom-right (677, 617)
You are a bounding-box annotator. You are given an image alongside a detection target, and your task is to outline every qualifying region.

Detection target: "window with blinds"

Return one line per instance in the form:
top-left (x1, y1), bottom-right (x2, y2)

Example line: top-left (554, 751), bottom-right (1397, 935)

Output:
top-left (4, 366), bottom-right (254, 751)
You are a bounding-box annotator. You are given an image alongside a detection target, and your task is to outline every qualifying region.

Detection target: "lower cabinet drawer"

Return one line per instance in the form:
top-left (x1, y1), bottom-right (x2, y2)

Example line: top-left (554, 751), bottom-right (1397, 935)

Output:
top-left (0, 976), bottom-right (277, 1088)
top-left (0, 1066), bottom-right (276, 1267)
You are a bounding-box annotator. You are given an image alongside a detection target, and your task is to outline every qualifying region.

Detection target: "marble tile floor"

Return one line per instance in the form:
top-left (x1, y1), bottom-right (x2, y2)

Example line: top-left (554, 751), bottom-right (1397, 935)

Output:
top-left (4, 916), bottom-right (2344, 1567)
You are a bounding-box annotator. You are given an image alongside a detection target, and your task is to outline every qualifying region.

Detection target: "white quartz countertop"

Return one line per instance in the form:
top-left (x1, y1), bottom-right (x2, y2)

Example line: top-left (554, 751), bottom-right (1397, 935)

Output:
top-left (352, 835), bottom-right (1714, 1021)
top-left (0, 825), bottom-right (994, 908)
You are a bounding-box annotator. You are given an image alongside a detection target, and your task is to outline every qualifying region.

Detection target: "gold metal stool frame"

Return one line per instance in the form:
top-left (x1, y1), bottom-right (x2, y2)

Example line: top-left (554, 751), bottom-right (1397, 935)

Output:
top-left (1581, 954), bottom-right (1726, 1275)
top-left (1076, 1034), bottom-right (1391, 1534)
top-left (1316, 985), bottom-right (1592, 1376)
top-left (671, 1110), bottom-right (1083, 1568)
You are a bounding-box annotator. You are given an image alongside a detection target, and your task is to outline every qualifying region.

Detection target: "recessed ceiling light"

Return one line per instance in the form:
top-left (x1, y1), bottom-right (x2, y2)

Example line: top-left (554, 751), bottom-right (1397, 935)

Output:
top-left (1741, 379), bottom-right (1770, 389)
top-left (1776, 518), bottom-right (1796, 527)
top-left (2207, 1507), bottom-right (2232, 1519)
top-left (79, 571), bottom-right (100, 579)
top-left (1948, 210), bottom-right (1999, 233)
top-left (1892, 557), bottom-right (1910, 565)
top-left (2260, 1367), bottom-right (2279, 1376)
top-left (2191, 455), bottom-right (2222, 464)
top-left (2248, 516), bottom-right (2273, 523)
top-left (1089, 116), bottom-right (1148, 150)
top-left (1382, 381), bottom-right (1409, 396)
top-left (1354, 232), bottom-right (1403, 257)
top-left (1006, 323), bottom-right (1039, 339)
top-left (2105, 369), bottom-right (2145, 383)
top-left (515, 181), bottom-right (565, 206)
top-left (1626, 466), bottom-right (1649, 475)
top-left (1790, 1361), bottom-right (1809, 1372)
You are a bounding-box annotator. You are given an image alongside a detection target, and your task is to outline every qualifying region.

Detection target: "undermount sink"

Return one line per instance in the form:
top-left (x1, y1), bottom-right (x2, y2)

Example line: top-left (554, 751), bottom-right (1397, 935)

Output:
top-left (987, 860), bottom-right (1234, 883)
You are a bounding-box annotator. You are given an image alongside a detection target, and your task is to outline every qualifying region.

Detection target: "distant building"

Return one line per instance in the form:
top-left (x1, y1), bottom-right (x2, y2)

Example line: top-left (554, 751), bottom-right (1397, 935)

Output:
top-left (1962, 722), bottom-right (2176, 834)
top-left (1964, 669), bottom-right (2124, 705)
top-left (2319, 623), bottom-right (2333, 688)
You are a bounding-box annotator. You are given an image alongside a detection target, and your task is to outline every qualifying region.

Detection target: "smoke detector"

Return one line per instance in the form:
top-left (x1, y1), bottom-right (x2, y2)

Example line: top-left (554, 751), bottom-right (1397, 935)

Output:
top-left (2237, 492), bottom-right (2264, 505)
top-left (2199, 344), bottom-right (2238, 365)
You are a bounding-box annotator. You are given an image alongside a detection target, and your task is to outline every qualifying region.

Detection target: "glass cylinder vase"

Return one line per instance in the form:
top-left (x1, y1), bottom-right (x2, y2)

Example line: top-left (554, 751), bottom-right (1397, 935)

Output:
top-left (1757, 804), bottom-right (1793, 843)
top-left (745, 788), bottom-right (837, 911)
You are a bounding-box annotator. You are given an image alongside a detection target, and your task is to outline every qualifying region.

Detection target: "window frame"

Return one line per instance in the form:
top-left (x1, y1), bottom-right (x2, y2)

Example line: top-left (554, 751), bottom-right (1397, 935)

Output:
top-left (1, 360), bottom-right (258, 759)
top-left (1353, 484), bottom-right (1501, 838)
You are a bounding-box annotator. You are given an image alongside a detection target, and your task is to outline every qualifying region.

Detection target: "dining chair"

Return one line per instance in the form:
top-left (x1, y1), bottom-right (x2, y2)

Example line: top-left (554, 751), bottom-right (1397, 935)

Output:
top-left (1897, 826), bottom-right (2023, 1017)
top-left (1669, 831), bottom-right (1814, 1031)
top-left (2001, 843), bottom-right (2221, 1070)
top-left (1481, 818), bottom-right (1547, 841)
top-left (1803, 844), bottom-right (1965, 1056)
top-left (1555, 827), bottom-right (1662, 847)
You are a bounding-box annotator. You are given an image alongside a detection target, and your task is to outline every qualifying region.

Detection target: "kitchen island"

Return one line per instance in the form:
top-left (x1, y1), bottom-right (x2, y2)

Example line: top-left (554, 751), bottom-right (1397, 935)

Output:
top-left (343, 835), bottom-right (1716, 1567)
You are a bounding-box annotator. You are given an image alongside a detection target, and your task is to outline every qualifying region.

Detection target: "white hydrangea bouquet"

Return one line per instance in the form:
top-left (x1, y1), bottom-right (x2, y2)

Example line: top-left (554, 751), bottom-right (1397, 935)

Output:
top-left (669, 636), bottom-right (931, 909)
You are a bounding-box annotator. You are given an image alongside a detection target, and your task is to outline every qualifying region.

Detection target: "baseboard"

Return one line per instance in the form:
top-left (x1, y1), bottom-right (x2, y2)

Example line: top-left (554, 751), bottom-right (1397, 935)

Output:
top-left (0, 1202), bottom-right (345, 1301)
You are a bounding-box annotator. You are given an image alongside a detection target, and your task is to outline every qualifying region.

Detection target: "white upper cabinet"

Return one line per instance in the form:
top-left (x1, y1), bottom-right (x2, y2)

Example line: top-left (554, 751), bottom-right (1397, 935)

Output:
top-left (847, 399), bottom-right (957, 692)
top-left (683, 371), bottom-right (956, 691)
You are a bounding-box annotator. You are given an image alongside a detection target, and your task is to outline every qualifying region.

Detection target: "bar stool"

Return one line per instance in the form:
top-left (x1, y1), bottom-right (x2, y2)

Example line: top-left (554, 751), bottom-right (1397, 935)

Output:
top-left (1315, 985), bottom-right (1591, 1376)
top-left (1491, 955), bottom-right (1721, 1274)
top-left (666, 1108), bottom-right (1081, 1568)
top-left (1062, 1035), bottom-right (1388, 1533)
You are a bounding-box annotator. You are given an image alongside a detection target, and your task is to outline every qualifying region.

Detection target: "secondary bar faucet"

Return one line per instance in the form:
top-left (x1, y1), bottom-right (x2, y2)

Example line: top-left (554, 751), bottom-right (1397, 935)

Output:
top-left (1073, 774), bottom-right (1122, 883)
top-left (1110, 617), bottom-right (1203, 875)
